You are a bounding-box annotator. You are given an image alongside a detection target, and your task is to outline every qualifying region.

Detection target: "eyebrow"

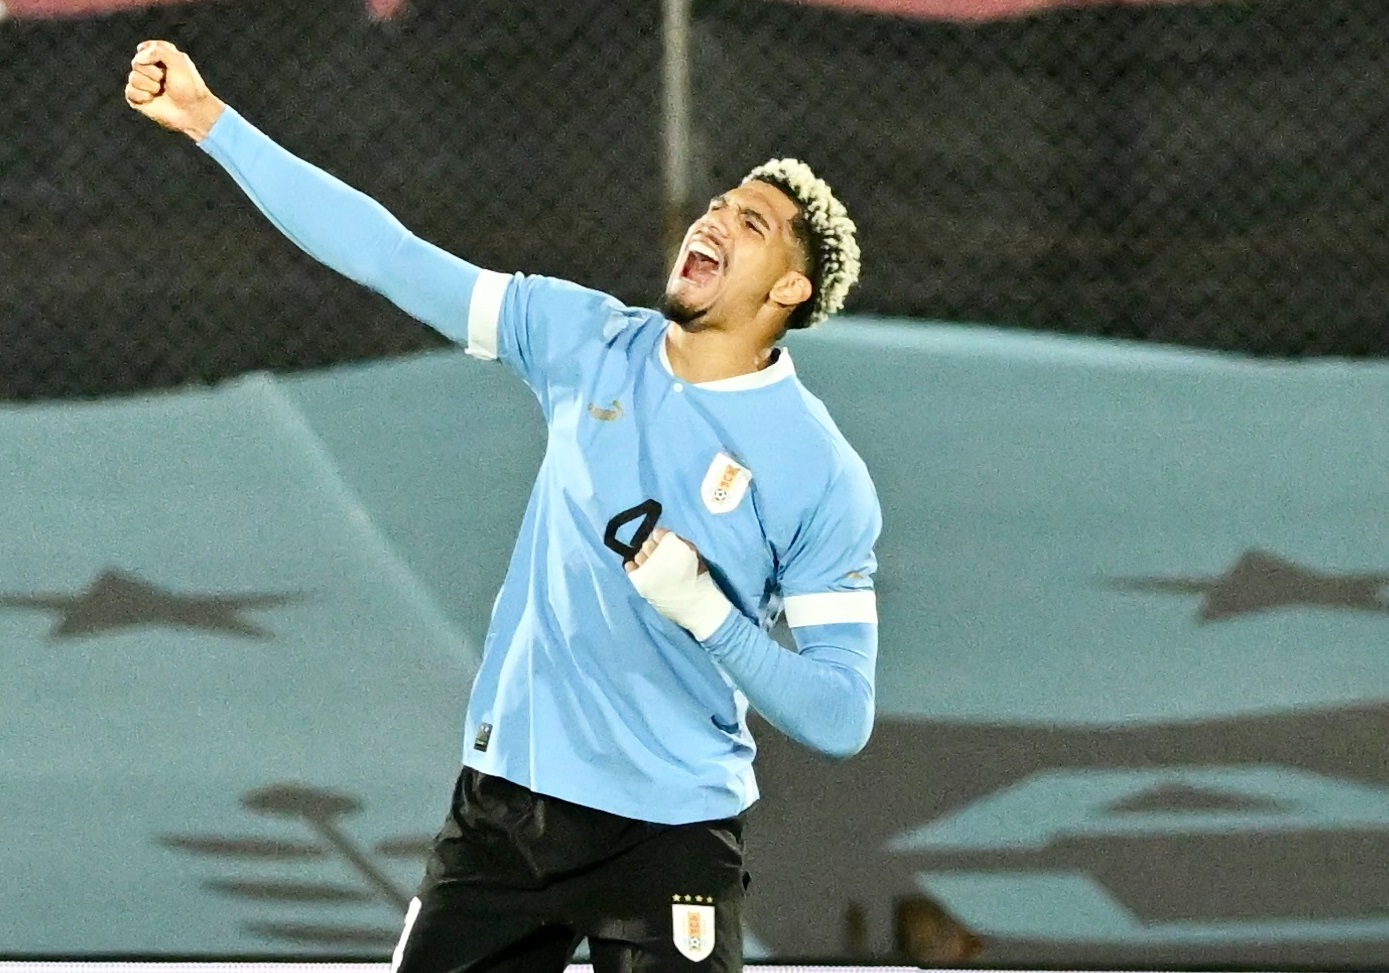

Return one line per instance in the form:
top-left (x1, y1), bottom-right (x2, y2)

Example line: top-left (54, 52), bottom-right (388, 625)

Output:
top-left (740, 204), bottom-right (772, 233)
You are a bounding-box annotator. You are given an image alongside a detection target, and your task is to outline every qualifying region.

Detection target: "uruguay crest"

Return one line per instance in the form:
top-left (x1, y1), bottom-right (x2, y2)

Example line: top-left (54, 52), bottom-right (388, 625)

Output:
top-left (671, 896), bottom-right (716, 962)
top-left (701, 452), bottom-right (752, 515)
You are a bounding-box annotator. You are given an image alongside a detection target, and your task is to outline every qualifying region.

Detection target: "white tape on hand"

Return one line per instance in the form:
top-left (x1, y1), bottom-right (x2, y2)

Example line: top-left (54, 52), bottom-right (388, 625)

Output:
top-left (628, 532), bottom-right (733, 641)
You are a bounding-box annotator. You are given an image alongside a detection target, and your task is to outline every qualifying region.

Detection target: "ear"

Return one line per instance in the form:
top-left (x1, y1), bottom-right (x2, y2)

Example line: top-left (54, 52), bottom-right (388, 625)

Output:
top-left (769, 270), bottom-right (813, 310)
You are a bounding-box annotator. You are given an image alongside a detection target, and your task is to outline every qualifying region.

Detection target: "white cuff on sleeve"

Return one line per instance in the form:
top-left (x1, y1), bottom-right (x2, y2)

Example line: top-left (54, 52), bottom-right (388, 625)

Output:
top-left (466, 270), bottom-right (510, 361)
top-left (783, 591), bottom-right (877, 628)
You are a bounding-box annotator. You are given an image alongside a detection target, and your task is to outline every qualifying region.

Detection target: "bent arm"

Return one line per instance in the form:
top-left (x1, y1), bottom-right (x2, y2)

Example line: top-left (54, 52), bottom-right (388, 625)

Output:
top-left (199, 107), bottom-right (480, 342)
top-left (701, 610), bottom-right (876, 759)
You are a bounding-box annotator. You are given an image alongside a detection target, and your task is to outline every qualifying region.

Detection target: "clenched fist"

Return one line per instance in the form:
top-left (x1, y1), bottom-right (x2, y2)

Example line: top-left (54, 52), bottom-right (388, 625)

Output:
top-left (124, 40), bottom-right (225, 142)
top-left (626, 528), bottom-right (733, 642)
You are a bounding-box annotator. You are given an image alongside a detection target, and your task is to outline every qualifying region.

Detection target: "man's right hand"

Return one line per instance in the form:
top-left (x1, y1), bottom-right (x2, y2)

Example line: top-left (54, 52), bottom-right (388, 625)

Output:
top-left (124, 40), bottom-right (225, 142)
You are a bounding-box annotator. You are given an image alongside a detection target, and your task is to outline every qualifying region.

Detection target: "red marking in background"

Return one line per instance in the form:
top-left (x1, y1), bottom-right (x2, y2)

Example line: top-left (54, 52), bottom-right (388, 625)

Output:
top-left (4, 0), bottom-right (201, 16)
top-left (772, 0), bottom-right (1222, 21)
top-left (363, 0), bottom-right (406, 21)
top-left (3, 0), bottom-right (407, 19)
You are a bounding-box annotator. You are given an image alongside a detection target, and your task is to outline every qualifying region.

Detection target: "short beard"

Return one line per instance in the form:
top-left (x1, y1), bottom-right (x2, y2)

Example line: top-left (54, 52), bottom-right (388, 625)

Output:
top-left (658, 291), bottom-right (711, 333)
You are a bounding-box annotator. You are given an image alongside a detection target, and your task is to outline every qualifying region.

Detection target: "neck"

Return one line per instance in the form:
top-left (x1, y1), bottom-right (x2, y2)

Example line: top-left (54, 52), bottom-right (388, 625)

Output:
top-left (663, 322), bottom-right (778, 384)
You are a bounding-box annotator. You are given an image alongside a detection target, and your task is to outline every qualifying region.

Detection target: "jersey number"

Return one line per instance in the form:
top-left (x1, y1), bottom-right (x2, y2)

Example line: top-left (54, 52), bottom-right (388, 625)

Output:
top-left (603, 499), bottom-right (663, 561)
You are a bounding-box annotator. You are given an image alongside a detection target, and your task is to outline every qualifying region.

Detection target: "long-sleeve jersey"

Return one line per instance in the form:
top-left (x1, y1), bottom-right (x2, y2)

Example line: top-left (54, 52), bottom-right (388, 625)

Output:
top-left (201, 108), bottom-right (882, 824)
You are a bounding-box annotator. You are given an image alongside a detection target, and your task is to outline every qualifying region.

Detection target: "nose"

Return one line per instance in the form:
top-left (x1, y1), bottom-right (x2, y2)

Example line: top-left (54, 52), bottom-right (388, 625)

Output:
top-left (693, 219), bottom-right (731, 247)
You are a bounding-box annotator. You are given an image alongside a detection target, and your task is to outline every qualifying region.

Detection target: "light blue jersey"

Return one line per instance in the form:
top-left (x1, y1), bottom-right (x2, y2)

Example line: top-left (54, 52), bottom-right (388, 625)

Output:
top-left (202, 108), bottom-right (882, 825)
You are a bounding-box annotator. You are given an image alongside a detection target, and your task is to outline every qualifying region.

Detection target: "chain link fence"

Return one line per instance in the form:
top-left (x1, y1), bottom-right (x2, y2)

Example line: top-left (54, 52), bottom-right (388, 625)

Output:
top-left (3, 0), bottom-right (1389, 400)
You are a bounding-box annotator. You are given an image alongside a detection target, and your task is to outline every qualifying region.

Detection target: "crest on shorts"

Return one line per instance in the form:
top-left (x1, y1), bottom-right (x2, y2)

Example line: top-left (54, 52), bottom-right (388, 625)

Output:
top-left (671, 895), bottom-right (716, 962)
top-left (701, 453), bottom-right (752, 515)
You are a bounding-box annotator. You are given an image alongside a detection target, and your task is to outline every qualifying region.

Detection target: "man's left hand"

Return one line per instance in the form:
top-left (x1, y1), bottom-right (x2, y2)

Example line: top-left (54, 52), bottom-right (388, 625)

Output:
top-left (626, 528), bottom-right (733, 641)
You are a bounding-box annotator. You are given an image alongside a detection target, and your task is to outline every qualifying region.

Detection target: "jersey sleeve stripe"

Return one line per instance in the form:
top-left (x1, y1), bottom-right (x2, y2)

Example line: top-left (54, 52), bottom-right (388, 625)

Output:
top-left (465, 270), bottom-right (510, 361)
top-left (783, 591), bottom-right (878, 628)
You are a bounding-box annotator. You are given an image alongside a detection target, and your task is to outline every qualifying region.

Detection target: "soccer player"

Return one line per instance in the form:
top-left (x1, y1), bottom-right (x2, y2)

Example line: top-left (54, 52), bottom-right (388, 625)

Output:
top-left (125, 40), bottom-right (881, 973)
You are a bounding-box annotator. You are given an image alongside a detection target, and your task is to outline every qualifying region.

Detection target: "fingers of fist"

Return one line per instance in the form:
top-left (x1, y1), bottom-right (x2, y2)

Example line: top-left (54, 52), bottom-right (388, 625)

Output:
top-left (125, 44), bottom-right (169, 107)
top-left (125, 65), bottom-right (165, 104)
top-left (625, 528), bottom-right (672, 573)
top-left (126, 41), bottom-right (189, 106)
top-left (624, 529), bottom-right (707, 576)
top-left (134, 39), bottom-right (180, 65)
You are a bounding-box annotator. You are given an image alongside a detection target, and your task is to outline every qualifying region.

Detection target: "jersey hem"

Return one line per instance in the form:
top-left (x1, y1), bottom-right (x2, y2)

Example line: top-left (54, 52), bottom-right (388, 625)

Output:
top-left (459, 756), bottom-right (758, 825)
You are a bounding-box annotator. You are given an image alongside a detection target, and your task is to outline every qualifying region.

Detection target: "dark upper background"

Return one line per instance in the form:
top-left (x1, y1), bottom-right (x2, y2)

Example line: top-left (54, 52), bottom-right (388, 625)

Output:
top-left (4, 0), bottom-right (1389, 400)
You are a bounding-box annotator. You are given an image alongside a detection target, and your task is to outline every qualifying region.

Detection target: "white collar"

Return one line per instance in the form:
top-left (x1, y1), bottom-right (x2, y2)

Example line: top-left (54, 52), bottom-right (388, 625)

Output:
top-left (658, 325), bottom-right (796, 391)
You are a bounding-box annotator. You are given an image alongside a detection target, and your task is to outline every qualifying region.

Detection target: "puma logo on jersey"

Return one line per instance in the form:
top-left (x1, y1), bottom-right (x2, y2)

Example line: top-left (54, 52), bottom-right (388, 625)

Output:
top-left (587, 400), bottom-right (624, 422)
top-left (702, 453), bottom-right (752, 514)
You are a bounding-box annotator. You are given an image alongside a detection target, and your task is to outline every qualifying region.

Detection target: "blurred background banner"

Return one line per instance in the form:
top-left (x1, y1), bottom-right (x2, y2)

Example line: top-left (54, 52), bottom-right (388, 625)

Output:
top-left (2, 325), bottom-right (1387, 964)
top-left (768, 0), bottom-right (1233, 22)
top-left (0, 371), bottom-right (476, 954)
top-left (0, 0), bottom-right (201, 18)
top-left (0, 0), bottom-right (204, 19)
top-left (0, 0), bottom-right (407, 22)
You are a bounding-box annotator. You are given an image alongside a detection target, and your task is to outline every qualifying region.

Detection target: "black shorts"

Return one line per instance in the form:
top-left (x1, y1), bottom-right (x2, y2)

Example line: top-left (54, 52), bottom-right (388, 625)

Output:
top-left (393, 767), bottom-right (749, 973)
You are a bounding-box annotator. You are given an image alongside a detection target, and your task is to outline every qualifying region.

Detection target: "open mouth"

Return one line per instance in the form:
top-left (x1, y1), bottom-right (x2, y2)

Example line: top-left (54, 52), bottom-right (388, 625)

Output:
top-left (680, 238), bottom-right (723, 286)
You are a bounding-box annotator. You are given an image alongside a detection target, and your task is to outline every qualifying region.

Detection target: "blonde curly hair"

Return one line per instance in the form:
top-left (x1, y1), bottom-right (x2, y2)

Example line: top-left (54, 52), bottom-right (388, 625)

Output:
top-left (743, 158), bottom-right (861, 328)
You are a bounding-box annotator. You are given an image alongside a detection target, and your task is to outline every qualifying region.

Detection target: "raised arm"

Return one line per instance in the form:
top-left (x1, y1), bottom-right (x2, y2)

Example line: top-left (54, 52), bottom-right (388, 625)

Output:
top-left (123, 40), bottom-right (479, 342)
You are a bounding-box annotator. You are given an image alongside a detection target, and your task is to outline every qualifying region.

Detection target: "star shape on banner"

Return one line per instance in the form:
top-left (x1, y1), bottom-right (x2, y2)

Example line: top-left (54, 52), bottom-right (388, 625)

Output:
top-left (1108, 549), bottom-right (1389, 623)
top-left (0, 568), bottom-right (299, 640)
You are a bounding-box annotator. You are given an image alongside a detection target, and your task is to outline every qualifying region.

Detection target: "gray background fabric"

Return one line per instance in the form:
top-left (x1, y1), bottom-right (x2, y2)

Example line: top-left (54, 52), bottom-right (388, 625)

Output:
top-left (5, 0), bottom-right (1389, 400)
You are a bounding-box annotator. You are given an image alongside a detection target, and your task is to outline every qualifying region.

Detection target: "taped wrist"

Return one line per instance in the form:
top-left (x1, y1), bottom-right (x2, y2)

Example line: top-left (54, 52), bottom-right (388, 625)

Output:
top-left (628, 533), bottom-right (734, 641)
